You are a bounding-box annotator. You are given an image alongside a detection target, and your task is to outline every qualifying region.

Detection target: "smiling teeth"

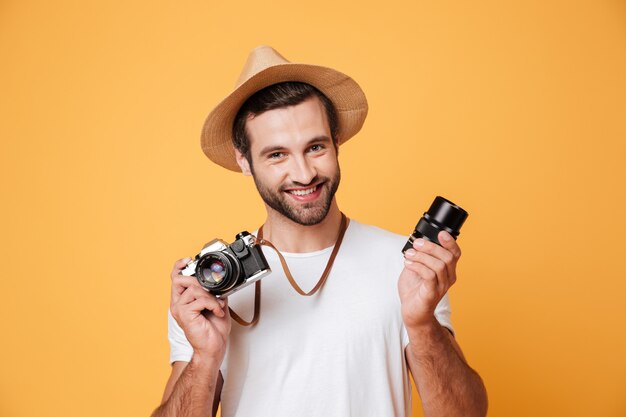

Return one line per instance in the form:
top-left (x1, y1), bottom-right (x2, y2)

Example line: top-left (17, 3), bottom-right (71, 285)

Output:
top-left (289, 186), bottom-right (316, 196)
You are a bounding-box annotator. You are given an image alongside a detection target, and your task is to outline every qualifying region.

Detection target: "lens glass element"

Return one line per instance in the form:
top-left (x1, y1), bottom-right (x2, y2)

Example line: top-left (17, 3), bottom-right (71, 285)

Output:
top-left (202, 259), bottom-right (226, 284)
top-left (196, 252), bottom-right (236, 290)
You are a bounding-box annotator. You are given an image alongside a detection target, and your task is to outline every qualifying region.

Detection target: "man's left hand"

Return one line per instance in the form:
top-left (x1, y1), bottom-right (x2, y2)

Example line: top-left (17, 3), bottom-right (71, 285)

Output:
top-left (398, 230), bottom-right (462, 329)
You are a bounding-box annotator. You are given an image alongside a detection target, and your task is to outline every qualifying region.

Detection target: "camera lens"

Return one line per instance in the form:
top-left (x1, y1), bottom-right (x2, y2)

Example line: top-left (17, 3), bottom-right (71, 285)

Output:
top-left (402, 196), bottom-right (468, 252)
top-left (202, 259), bottom-right (226, 284)
top-left (196, 252), bottom-right (241, 293)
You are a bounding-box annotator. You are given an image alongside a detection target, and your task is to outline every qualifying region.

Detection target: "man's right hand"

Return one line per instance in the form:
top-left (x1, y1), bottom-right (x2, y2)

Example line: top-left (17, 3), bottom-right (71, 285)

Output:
top-left (170, 258), bottom-right (231, 363)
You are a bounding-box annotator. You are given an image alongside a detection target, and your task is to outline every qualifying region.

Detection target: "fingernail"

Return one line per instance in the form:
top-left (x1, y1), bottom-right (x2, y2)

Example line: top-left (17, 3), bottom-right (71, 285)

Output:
top-left (404, 259), bottom-right (414, 265)
top-left (414, 239), bottom-right (424, 247)
top-left (441, 233), bottom-right (451, 242)
top-left (405, 249), bottom-right (416, 257)
top-left (183, 257), bottom-right (192, 263)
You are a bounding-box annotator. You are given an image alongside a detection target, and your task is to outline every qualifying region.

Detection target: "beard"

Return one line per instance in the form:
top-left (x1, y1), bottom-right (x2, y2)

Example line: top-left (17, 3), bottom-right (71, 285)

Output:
top-left (252, 166), bottom-right (341, 226)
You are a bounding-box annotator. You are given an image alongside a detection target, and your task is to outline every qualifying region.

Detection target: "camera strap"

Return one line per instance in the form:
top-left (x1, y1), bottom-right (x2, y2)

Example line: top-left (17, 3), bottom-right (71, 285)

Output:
top-left (228, 212), bottom-right (349, 327)
top-left (228, 281), bottom-right (262, 327)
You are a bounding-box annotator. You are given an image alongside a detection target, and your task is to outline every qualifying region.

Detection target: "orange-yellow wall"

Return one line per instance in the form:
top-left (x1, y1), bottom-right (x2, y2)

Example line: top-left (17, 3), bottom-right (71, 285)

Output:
top-left (1, 1), bottom-right (625, 416)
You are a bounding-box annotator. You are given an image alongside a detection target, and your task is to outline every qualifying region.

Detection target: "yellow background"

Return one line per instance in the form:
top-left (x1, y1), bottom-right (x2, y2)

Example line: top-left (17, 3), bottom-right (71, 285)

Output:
top-left (1, 0), bottom-right (625, 416)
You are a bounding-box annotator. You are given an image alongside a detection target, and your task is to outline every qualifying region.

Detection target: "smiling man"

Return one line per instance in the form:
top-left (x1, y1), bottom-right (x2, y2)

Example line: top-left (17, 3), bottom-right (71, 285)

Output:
top-left (152, 46), bottom-right (487, 417)
top-left (240, 90), bottom-right (340, 228)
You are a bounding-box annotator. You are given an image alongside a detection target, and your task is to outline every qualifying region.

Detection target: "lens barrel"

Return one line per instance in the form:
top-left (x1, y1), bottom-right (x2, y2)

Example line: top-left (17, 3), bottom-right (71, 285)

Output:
top-left (402, 196), bottom-right (468, 252)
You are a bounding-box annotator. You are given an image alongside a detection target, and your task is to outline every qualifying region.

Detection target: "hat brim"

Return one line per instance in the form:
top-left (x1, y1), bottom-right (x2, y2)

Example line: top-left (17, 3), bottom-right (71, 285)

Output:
top-left (201, 63), bottom-right (368, 172)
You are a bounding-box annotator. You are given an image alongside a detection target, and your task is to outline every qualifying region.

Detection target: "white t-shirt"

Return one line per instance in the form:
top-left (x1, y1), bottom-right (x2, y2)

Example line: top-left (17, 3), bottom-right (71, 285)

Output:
top-left (168, 219), bottom-right (453, 417)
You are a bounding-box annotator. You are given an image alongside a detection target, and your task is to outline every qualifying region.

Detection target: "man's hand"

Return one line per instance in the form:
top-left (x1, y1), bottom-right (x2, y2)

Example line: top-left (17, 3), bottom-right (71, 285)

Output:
top-left (170, 258), bottom-right (231, 362)
top-left (398, 231), bottom-right (462, 329)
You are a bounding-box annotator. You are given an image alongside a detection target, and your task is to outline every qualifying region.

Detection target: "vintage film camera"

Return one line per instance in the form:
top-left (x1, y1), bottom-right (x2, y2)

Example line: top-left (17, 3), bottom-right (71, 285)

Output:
top-left (403, 196), bottom-right (468, 252)
top-left (181, 231), bottom-right (271, 298)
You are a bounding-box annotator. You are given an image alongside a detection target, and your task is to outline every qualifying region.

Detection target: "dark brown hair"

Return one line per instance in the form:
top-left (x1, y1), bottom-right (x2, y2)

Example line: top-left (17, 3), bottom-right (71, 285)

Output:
top-left (232, 82), bottom-right (339, 165)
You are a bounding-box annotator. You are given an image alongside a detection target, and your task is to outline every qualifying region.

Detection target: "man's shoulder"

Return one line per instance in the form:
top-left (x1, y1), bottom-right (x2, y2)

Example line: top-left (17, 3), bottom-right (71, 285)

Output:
top-left (348, 218), bottom-right (407, 250)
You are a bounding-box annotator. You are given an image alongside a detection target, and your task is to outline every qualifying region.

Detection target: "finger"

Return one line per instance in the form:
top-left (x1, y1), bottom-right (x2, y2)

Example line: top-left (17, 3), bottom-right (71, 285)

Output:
top-left (188, 298), bottom-right (226, 318)
top-left (177, 285), bottom-right (210, 304)
top-left (411, 239), bottom-right (458, 286)
top-left (171, 275), bottom-right (200, 303)
top-left (171, 257), bottom-right (193, 280)
top-left (179, 286), bottom-right (228, 309)
top-left (401, 263), bottom-right (440, 303)
top-left (404, 249), bottom-right (450, 288)
top-left (207, 298), bottom-right (231, 332)
top-left (437, 231), bottom-right (462, 259)
top-left (435, 232), bottom-right (460, 284)
top-left (404, 256), bottom-right (447, 294)
top-left (412, 238), bottom-right (456, 264)
top-left (413, 239), bottom-right (455, 277)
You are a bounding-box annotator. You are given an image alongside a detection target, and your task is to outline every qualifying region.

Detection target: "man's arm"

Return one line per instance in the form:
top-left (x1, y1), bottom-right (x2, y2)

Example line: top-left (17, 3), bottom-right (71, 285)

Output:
top-left (405, 319), bottom-right (487, 417)
top-left (399, 231), bottom-right (487, 417)
top-left (152, 258), bottom-right (231, 417)
top-left (152, 359), bottom-right (223, 417)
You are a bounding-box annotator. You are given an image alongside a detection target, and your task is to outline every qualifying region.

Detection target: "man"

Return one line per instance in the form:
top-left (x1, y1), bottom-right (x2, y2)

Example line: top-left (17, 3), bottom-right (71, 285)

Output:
top-left (153, 46), bottom-right (487, 417)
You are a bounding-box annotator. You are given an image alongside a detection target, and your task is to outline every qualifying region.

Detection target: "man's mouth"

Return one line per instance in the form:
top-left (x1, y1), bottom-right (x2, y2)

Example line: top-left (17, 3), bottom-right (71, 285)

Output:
top-left (287, 185), bottom-right (318, 196)
top-left (284, 183), bottom-right (324, 201)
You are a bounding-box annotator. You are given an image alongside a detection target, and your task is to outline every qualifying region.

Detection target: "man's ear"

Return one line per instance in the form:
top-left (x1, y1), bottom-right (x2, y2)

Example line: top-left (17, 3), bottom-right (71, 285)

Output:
top-left (234, 148), bottom-right (252, 176)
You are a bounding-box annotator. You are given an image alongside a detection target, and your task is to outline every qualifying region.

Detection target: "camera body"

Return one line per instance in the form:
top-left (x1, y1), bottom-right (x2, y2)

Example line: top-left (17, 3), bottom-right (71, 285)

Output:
top-left (181, 231), bottom-right (271, 298)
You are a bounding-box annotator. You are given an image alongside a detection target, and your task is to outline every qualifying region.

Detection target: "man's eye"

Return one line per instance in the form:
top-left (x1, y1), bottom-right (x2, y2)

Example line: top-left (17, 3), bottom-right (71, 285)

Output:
top-left (310, 144), bottom-right (324, 152)
top-left (269, 152), bottom-right (284, 159)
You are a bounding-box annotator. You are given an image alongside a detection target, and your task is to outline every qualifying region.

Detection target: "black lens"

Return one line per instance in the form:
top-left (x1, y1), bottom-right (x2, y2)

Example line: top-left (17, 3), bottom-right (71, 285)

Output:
top-left (402, 196), bottom-right (468, 252)
top-left (195, 252), bottom-right (240, 292)
top-left (201, 259), bottom-right (226, 284)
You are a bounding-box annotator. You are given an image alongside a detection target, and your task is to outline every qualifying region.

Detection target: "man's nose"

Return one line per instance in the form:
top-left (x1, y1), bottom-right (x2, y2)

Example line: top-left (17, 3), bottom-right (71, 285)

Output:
top-left (289, 155), bottom-right (316, 185)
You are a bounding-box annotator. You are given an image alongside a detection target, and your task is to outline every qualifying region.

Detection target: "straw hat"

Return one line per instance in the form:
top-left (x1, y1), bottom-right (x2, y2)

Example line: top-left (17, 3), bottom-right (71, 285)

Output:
top-left (200, 45), bottom-right (369, 171)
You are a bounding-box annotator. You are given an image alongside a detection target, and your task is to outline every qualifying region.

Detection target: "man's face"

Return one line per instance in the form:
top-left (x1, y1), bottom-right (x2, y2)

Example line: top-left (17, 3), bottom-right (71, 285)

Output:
top-left (236, 96), bottom-right (340, 226)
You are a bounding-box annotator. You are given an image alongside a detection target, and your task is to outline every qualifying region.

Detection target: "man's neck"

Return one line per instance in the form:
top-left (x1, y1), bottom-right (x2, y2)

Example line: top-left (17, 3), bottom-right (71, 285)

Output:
top-left (261, 201), bottom-right (344, 253)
